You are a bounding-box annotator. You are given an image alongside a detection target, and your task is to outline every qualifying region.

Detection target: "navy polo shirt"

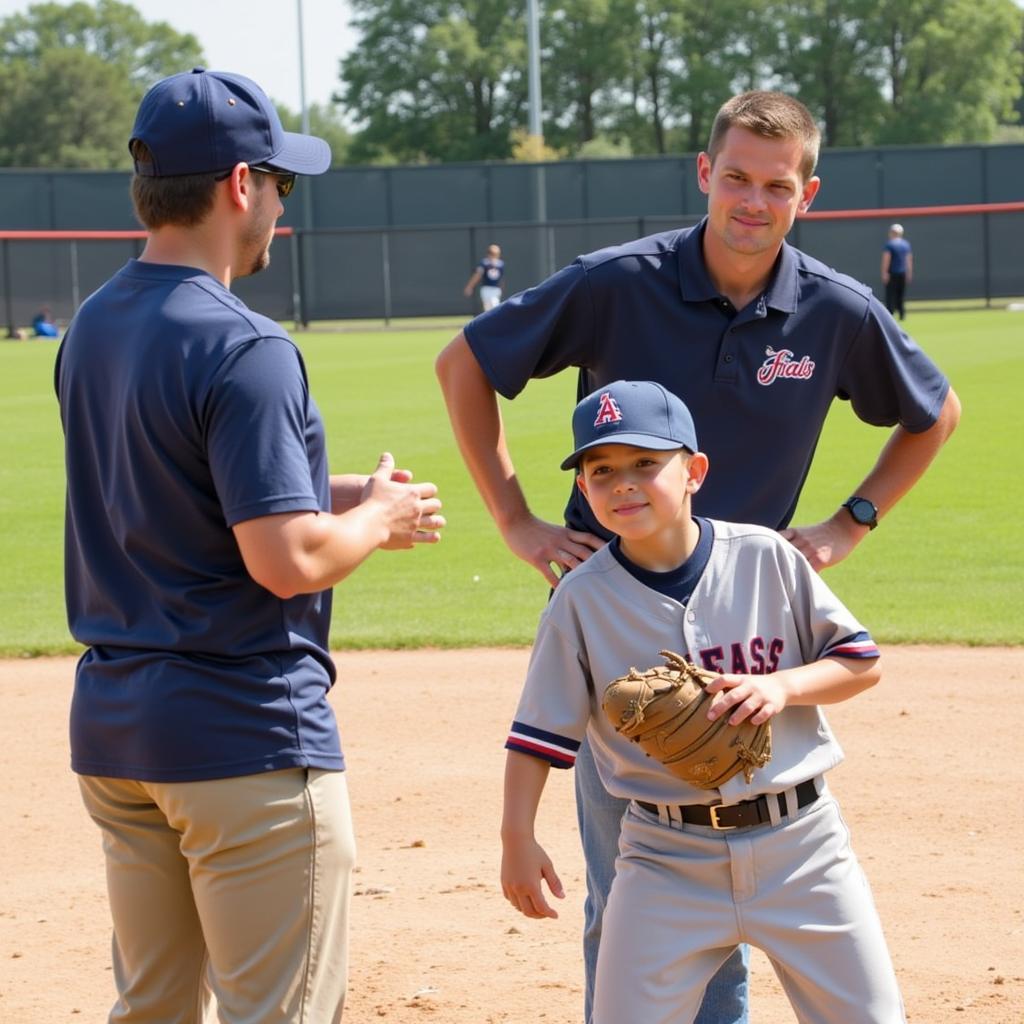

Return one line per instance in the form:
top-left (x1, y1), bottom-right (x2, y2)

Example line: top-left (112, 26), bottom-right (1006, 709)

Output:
top-left (56, 261), bottom-right (342, 782)
top-left (464, 219), bottom-right (948, 537)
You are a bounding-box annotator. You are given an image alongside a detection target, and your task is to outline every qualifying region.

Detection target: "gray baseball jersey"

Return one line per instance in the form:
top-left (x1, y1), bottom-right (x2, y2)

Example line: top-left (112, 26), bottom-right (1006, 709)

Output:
top-left (505, 520), bottom-right (904, 1023)
top-left (506, 519), bottom-right (878, 805)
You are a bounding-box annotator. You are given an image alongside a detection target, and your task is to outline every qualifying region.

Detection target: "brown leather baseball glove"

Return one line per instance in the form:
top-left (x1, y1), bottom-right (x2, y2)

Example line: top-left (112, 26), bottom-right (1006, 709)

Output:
top-left (602, 650), bottom-right (772, 790)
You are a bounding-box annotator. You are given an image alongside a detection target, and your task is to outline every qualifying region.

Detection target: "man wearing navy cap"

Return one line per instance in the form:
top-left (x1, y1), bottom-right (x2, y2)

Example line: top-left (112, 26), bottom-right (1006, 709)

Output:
top-left (56, 68), bottom-right (444, 1023)
top-left (437, 89), bottom-right (959, 1024)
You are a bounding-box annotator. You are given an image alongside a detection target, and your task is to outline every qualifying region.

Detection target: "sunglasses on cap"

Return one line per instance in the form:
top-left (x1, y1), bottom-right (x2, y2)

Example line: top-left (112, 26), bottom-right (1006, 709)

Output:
top-left (214, 164), bottom-right (296, 198)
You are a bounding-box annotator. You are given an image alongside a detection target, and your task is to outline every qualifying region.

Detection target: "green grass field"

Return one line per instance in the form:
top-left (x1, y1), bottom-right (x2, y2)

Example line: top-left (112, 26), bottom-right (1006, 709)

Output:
top-left (1, 308), bottom-right (1021, 655)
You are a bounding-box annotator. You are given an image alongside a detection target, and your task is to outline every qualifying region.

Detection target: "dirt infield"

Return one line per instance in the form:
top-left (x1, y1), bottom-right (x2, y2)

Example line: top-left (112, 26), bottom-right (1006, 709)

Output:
top-left (2, 646), bottom-right (1022, 1023)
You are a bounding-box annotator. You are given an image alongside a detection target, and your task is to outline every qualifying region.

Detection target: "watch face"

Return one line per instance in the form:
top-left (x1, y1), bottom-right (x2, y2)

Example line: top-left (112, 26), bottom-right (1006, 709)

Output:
top-left (848, 498), bottom-right (876, 525)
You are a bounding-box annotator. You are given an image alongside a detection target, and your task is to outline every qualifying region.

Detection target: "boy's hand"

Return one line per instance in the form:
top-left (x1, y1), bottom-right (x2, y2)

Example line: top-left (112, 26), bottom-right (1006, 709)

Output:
top-left (501, 836), bottom-right (564, 919)
top-left (704, 672), bottom-right (790, 727)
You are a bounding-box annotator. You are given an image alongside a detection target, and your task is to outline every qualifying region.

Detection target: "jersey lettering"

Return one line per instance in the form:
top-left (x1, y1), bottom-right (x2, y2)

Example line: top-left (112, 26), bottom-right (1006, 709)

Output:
top-left (700, 646), bottom-right (724, 673)
top-left (593, 391), bottom-right (623, 426)
top-left (756, 346), bottom-right (816, 386)
top-left (729, 642), bottom-right (749, 674)
top-left (699, 636), bottom-right (784, 674)
top-left (748, 636), bottom-right (766, 674)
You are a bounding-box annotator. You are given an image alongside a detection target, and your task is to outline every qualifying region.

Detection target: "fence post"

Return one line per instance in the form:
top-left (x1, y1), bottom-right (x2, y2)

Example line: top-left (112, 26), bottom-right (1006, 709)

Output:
top-left (70, 240), bottom-right (81, 314)
top-left (296, 228), bottom-right (311, 328)
top-left (290, 231), bottom-right (301, 327)
top-left (3, 240), bottom-right (16, 338)
top-left (982, 213), bottom-right (992, 309)
top-left (381, 230), bottom-right (393, 325)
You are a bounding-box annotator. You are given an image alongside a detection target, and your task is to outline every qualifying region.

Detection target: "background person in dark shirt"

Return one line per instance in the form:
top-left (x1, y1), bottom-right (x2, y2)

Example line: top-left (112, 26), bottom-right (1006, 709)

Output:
top-left (464, 242), bottom-right (506, 310)
top-left (882, 222), bottom-right (914, 320)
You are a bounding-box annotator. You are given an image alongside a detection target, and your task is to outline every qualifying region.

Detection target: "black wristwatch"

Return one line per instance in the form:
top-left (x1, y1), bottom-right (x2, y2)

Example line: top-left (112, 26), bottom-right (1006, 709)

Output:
top-left (842, 496), bottom-right (878, 530)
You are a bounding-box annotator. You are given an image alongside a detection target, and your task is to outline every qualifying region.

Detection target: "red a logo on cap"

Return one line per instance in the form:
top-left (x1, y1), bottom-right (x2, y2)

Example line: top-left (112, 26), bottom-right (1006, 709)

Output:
top-left (594, 392), bottom-right (623, 426)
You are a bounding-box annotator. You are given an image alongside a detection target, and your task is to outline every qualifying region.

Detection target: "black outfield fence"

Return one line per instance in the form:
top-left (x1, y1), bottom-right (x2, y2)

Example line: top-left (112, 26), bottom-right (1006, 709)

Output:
top-left (3, 201), bottom-right (1022, 334)
top-left (2, 143), bottom-right (1022, 230)
top-left (2, 143), bottom-right (1022, 330)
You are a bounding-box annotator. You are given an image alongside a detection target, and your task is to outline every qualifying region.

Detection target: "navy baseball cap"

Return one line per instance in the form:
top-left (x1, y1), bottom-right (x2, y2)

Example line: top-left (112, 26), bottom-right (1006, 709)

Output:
top-left (130, 68), bottom-right (331, 177)
top-left (561, 380), bottom-right (699, 470)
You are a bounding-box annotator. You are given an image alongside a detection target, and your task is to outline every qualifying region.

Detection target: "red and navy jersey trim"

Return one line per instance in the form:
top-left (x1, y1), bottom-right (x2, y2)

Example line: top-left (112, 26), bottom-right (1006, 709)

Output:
top-left (506, 721), bottom-right (580, 769)
top-left (823, 631), bottom-right (879, 660)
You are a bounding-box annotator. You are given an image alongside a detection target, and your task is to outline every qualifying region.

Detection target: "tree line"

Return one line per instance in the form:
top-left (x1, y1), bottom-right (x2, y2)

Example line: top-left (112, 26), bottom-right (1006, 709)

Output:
top-left (1, 0), bottom-right (1021, 170)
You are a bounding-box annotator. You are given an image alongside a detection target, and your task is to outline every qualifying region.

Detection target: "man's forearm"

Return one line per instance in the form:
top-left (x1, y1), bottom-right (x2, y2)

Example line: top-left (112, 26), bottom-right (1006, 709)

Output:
top-left (781, 387), bottom-right (961, 571)
top-left (850, 387), bottom-right (961, 521)
top-left (436, 333), bottom-right (531, 530)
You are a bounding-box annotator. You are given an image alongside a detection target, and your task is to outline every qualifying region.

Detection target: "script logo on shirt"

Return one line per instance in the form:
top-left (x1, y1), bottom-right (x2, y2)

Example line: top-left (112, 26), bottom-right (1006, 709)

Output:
top-left (756, 346), bottom-right (816, 386)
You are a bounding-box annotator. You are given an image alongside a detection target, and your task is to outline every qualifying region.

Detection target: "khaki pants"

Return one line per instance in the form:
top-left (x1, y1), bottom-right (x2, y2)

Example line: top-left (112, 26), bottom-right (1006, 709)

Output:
top-left (79, 768), bottom-right (355, 1024)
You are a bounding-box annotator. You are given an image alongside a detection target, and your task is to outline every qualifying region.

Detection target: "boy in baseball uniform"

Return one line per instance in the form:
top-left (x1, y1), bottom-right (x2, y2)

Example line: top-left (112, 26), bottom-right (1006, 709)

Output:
top-left (501, 379), bottom-right (905, 1024)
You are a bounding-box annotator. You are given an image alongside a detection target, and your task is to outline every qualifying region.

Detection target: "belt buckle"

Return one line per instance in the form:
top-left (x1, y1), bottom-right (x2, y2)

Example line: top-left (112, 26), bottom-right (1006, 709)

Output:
top-left (708, 804), bottom-right (736, 831)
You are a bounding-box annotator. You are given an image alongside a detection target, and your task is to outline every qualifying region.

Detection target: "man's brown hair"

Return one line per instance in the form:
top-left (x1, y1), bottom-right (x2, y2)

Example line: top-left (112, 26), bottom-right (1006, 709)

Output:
top-left (707, 91), bottom-right (821, 182)
top-left (129, 140), bottom-right (222, 229)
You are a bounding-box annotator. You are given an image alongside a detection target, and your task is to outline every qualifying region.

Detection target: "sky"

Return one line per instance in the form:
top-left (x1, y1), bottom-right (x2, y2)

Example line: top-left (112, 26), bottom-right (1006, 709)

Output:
top-left (2, 0), bottom-right (1022, 115)
top-left (0, 0), bottom-right (358, 113)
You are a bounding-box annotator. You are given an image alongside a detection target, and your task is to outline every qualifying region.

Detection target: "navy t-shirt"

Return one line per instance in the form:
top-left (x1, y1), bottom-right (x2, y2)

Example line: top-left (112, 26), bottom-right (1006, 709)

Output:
top-left (478, 257), bottom-right (505, 286)
top-left (884, 237), bottom-right (912, 275)
top-left (56, 261), bottom-right (342, 781)
top-left (464, 219), bottom-right (948, 537)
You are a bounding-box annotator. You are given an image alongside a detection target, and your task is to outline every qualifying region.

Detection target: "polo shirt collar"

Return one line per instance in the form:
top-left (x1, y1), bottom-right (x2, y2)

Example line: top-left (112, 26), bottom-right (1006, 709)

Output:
top-left (677, 217), bottom-right (800, 314)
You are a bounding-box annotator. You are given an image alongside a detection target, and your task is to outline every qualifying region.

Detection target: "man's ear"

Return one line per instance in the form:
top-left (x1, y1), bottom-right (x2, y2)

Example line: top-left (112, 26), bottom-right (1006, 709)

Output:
top-left (226, 163), bottom-right (257, 211)
top-left (576, 471), bottom-right (589, 500)
top-left (798, 175), bottom-right (821, 214)
top-left (696, 152), bottom-right (712, 195)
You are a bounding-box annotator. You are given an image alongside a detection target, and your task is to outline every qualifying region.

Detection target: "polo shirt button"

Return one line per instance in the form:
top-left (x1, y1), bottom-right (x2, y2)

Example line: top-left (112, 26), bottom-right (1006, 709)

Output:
top-left (724, 354), bottom-right (734, 363)
top-left (687, 611), bottom-right (696, 623)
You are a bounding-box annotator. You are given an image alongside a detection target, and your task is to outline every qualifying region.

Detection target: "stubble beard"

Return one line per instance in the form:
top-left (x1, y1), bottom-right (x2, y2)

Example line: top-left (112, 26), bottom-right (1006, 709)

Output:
top-left (720, 211), bottom-right (781, 257)
top-left (248, 246), bottom-right (272, 277)
top-left (239, 184), bottom-right (275, 278)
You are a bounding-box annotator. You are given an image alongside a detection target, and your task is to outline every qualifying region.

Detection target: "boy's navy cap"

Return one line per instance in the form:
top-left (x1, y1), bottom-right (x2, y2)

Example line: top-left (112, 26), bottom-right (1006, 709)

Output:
top-left (561, 380), bottom-right (699, 470)
top-left (130, 68), bottom-right (331, 177)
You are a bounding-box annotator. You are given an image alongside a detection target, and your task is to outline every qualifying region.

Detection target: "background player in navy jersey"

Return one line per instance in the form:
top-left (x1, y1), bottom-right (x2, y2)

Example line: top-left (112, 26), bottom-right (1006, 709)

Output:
top-left (502, 380), bottom-right (905, 1024)
top-left (437, 90), bottom-right (959, 1024)
top-left (56, 68), bottom-right (444, 1024)
top-left (464, 242), bottom-right (506, 310)
top-left (881, 223), bottom-right (914, 320)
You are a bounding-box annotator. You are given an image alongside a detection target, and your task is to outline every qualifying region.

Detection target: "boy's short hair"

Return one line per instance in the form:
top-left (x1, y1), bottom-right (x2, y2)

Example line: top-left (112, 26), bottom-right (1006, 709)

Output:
top-left (707, 91), bottom-right (820, 182)
top-left (129, 140), bottom-right (221, 229)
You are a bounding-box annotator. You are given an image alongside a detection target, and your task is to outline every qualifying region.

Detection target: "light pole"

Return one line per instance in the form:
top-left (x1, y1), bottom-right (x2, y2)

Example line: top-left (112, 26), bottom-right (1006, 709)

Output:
top-left (526, 0), bottom-right (548, 276)
top-left (297, 0), bottom-right (310, 135)
top-left (295, 0), bottom-right (314, 326)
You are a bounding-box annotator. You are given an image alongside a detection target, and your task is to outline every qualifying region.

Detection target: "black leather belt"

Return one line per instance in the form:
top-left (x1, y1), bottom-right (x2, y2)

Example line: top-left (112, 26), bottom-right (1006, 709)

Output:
top-left (636, 778), bottom-right (820, 831)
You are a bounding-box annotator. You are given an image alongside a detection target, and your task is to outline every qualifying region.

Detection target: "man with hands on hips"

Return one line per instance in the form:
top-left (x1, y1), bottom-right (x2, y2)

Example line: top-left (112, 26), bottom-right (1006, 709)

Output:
top-left (437, 89), bottom-right (958, 1024)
